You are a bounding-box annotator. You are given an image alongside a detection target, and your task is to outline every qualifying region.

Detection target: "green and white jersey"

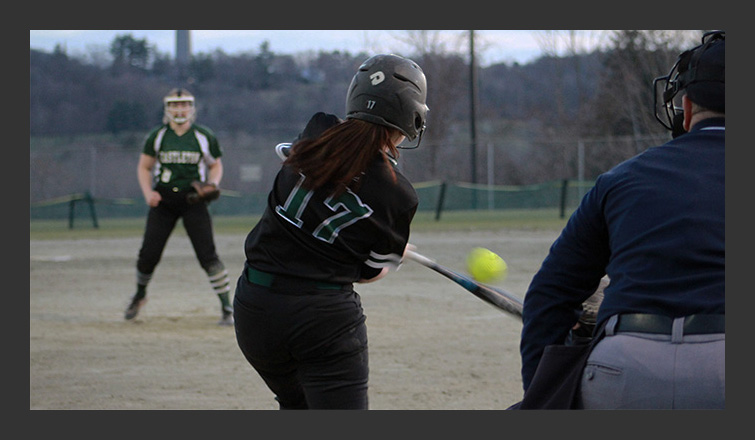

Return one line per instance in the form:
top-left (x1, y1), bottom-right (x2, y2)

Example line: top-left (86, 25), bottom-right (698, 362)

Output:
top-left (143, 124), bottom-right (223, 190)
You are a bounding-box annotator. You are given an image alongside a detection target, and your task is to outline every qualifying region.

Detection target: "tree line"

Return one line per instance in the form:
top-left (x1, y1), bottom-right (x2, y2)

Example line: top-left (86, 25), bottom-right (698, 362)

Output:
top-left (30, 31), bottom-right (703, 184)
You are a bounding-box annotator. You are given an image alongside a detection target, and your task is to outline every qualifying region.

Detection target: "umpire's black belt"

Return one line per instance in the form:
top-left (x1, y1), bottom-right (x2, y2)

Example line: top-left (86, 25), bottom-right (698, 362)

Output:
top-left (615, 313), bottom-right (724, 335)
top-left (246, 266), bottom-right (351, 291)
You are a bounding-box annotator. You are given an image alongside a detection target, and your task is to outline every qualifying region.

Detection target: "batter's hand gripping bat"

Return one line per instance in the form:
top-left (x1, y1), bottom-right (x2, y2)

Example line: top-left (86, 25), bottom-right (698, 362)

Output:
top-left (404, 249), bottom-right (523, 319)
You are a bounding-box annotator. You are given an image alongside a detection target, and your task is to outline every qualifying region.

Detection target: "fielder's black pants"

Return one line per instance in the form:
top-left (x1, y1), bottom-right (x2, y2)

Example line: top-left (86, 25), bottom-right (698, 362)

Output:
top-left (233, 267), bottom-right (369, 409)
top-left (137, 186), bottom-right (221, 275)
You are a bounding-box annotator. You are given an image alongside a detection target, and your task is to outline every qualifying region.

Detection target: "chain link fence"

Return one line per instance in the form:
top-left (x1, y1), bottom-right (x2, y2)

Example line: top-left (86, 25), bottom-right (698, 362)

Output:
top-left (30, 133), bottom-right (669, 221)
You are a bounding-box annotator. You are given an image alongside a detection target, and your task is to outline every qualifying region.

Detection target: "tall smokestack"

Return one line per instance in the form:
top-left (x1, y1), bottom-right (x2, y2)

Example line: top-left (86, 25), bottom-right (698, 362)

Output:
top-left (176, 30), bottom-right (191, 66)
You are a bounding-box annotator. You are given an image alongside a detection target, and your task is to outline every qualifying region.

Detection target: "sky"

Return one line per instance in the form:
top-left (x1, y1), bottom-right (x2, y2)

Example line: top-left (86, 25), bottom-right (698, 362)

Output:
top-left (29, 30), bottom-right (606, 67)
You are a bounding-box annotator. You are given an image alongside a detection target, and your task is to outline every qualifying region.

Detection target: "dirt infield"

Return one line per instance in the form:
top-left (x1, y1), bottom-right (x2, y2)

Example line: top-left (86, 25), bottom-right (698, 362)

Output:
top-left (30, 227), bottom-right (559, 410)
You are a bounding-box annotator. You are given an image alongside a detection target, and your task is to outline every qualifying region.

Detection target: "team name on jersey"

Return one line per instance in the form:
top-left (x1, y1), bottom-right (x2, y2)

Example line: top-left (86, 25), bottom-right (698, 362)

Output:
top-left (158, 151), bottom-right (201, 164)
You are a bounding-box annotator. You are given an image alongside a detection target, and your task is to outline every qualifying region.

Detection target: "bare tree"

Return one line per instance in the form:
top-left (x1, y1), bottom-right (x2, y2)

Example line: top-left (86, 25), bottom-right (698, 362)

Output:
top-left (384, 31), bottom-right (470, 181)
top-left (587, 30), bottom-right (700, 138)
top-left (523, 30), bottom-right (702, 182)
top-left (534, 30), bottom-right (604, 129)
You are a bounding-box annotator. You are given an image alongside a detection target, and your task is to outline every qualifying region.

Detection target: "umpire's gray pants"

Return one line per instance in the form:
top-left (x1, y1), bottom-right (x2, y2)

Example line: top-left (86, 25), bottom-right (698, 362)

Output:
top-left (577, 315), bottom-right (725, 409)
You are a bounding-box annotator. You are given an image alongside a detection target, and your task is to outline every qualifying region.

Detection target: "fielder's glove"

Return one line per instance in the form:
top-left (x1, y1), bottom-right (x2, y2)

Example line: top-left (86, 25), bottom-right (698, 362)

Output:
top-left (187, 181), bottom-right (221, 204)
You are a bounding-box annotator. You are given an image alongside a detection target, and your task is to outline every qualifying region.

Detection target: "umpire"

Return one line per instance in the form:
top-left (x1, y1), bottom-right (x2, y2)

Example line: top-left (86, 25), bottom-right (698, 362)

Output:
top-left (125, 88), bottom-right (233, 326)
top-left (519, 31), bottom-right (725, 409)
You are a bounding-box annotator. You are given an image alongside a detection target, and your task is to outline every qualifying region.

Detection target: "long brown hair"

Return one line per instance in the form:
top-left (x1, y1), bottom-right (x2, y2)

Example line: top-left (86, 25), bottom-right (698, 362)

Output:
top-left (284, 119), bottom-right (400, 196)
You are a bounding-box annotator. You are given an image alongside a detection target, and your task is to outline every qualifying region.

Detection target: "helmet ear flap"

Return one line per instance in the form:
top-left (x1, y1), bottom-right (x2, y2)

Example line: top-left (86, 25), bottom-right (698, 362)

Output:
top-left (413, 113), bottom-right (427, 138)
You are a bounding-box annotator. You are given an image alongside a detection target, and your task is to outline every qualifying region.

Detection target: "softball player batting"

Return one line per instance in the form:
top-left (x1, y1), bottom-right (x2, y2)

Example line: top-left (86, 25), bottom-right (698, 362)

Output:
top-left (125, 88), bottom-right (233, 326)
top-left (233, 54), bottom-right (429, 409)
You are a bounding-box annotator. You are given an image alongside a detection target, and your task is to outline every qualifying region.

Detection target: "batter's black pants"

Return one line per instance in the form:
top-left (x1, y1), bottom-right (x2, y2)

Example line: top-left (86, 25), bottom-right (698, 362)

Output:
top-left (137, 186), bottom-right (221, 275)
top-left (233, 267), bottom-right (369, 409)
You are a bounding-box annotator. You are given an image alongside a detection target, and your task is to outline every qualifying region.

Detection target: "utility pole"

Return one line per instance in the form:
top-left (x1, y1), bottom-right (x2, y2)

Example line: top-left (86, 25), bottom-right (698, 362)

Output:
top-left (469, 30), bottom-right (479, 209)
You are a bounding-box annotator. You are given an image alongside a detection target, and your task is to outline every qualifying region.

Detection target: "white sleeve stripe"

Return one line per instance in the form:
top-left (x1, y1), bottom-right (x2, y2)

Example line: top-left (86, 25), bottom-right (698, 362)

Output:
top-left (153, 127), bottom-right (167, 153)
top-left (370, 250), bottom-right (400, 261)
top-left (193, 130), bottom-right (214, 181)
top-left (366, 251), bottom-right (403, 269)
top-left (152, 127), bottom-right (168, 179)
top-left (194, 130), bottom-right (213, 158)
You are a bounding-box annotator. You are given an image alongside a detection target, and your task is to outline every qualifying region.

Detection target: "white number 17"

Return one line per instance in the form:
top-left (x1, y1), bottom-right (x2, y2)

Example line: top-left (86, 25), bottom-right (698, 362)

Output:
top-left (275, 174), bottom-right (373, 243)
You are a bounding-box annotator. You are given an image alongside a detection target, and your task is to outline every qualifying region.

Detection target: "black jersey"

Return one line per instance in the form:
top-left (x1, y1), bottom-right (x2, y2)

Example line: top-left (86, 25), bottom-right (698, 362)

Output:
top-left (244, 156), bottom-right (418, 284)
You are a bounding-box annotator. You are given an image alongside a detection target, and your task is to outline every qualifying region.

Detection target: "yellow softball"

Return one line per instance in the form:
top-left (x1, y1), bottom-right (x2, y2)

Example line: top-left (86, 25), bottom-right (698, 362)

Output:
top-left (466, 247), bottom-right (508, 283)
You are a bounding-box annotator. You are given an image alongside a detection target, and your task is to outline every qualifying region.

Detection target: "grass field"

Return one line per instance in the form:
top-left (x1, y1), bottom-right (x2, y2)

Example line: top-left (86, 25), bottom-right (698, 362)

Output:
top-left (30, 208), bottom-right (571, 240)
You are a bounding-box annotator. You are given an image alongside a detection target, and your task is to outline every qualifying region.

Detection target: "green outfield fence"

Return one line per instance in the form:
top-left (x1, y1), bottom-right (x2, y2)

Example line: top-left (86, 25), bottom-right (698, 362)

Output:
top-left (30, 180), bottom-right (594, 228)
top-left (413, 180), bottom-right (595, 220)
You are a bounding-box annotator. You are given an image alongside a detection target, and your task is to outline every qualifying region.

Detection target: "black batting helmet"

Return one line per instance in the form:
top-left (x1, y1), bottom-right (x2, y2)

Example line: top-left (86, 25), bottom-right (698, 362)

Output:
top-left (345, 54), bottom-right (429, 142)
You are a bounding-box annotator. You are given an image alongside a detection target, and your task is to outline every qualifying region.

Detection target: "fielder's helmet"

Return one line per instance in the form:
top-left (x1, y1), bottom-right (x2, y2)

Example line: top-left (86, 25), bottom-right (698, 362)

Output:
top-left (345, 54), bottom-right (429, 141)
top-left (653, 30), bottom-right (725, 136)
top-left (163, 88), bottom-right (196, 124)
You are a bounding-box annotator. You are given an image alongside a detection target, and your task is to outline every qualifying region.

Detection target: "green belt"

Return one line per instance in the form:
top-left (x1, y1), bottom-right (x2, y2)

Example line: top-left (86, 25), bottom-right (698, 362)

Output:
top-left (246, 266), bottom-right (347, 290)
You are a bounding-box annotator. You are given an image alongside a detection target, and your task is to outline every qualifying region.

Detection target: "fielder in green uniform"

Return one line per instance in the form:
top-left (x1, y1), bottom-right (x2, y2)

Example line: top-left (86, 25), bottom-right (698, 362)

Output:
top-left (125, 88), bottom-right (233, 325)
